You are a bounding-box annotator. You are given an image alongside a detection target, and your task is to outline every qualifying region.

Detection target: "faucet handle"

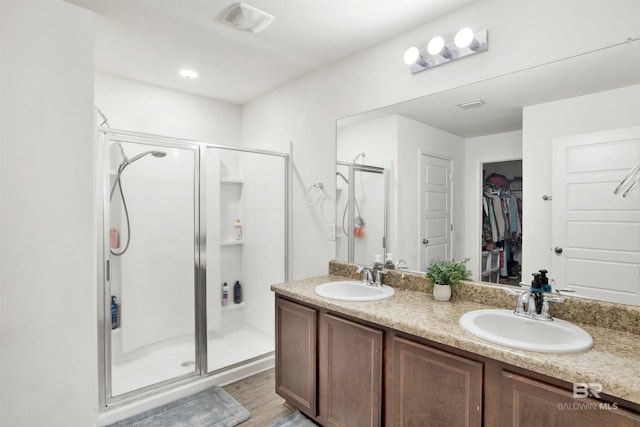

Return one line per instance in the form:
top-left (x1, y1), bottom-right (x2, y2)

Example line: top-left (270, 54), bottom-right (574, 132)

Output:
top-left (394, 259), bottom-right (408, 270)
top-left (545, 296), bottom-right (565, 303)
top-left (504, 288), bottom-right (525, 296)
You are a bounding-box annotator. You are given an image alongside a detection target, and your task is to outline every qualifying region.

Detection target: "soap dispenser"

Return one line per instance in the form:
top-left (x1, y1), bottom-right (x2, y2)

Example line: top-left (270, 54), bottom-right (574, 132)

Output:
top-left (530, 273), bottom-right (543, 314)
top-left (539, 269), bottom-right (552, 293)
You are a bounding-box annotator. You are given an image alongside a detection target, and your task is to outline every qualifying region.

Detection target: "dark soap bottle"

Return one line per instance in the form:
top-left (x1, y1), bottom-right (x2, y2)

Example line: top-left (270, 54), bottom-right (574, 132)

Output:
top-left (233, 280), bottom-right (242, 304)
top-left (111, 295), bottom-right (119, 330)
top-left (531, 273), bottom-right (543, 314)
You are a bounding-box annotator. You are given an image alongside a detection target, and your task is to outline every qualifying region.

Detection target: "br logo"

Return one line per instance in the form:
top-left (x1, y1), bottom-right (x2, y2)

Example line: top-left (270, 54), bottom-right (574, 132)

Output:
top-left (573, 382), bottom-right (602, 399)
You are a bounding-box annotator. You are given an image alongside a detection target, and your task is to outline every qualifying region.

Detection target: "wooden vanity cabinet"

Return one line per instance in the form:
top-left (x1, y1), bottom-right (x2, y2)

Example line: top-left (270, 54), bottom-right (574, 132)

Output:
top-left (275, 296), bottom-right (640, 427)
top-left (319, 312), bottom-right (383, 427)
top-left (275, 296), bottom-right (384, 426)
top-left (386, 334), bottom-right (483, 427)
top-left (496, 370), bottom-right (640, 427)
top-left (275, 297), bottom-right (317, 419)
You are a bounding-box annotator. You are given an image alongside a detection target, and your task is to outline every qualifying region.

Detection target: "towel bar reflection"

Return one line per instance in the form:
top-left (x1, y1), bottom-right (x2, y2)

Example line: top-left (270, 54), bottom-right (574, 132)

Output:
top-left (614, 162), bottom-right (640, 197)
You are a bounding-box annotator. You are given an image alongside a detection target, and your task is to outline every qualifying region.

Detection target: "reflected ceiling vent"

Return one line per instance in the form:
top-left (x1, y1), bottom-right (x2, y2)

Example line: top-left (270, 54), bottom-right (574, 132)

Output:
top-left (458, 99), bottom-right (486, 110)
top-left (222, 3), bottom-right (275, 33)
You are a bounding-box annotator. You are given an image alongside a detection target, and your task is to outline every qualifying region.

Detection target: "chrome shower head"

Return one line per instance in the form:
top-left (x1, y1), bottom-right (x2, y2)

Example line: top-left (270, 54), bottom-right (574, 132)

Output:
top-left (127, 150), bottom-right (167, 164)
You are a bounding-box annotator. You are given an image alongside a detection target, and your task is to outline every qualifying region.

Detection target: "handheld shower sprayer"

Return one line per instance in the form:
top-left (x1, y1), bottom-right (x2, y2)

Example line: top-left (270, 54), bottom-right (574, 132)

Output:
top-left (110, 147), bottom-right (167, 256)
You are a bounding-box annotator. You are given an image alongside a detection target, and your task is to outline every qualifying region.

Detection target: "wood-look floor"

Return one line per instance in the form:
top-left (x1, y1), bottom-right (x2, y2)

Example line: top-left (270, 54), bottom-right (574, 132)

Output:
top-left (223, 368), bottom-right (293, 426)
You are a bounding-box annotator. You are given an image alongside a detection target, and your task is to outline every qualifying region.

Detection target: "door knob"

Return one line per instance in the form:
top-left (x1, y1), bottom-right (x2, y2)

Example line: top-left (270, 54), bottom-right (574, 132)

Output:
top-left (422, 239), bottom-right (429, 246)
top-left (554, 247), bottom-right (563, 254)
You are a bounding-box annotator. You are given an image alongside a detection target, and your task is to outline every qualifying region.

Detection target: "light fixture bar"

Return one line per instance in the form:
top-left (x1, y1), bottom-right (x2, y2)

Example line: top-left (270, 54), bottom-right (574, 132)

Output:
top-left (406, 29), bottom-right (488, 74)
top-left (458, 99), bottom-right (485, 109)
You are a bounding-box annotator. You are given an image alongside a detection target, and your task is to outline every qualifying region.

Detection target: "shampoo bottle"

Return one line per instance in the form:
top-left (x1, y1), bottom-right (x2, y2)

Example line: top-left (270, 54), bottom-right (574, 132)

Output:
top-left (234, 219), bottom-right (243, 240)
top-left (222, 282), bottom-right (229, 306)
top-left (233, 280), bottom-right (242, 304)
top-left (111, 296), bottom-right (119, 330)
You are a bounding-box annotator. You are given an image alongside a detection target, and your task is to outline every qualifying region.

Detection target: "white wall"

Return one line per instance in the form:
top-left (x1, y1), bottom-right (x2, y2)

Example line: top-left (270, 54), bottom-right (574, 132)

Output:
top-left (242, 0), bottom-right (640, 279)
top-left (0, 1), bottom-right (97, 426)
top-left (522, 84), bottom-right (640, 279)
top-left (464, 131), bottom-right (523, 279)
top-left (95, 73), bottom-right (241, 143)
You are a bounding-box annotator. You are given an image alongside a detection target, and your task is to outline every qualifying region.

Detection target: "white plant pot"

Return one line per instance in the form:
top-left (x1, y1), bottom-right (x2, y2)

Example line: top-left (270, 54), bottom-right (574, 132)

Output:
top-left (433, 283), bottom-right (452, 301)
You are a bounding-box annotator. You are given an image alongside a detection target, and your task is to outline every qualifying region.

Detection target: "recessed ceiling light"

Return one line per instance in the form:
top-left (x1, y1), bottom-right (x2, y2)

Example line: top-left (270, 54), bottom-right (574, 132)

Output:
top-left (179, 69), bottom-right (198, 79)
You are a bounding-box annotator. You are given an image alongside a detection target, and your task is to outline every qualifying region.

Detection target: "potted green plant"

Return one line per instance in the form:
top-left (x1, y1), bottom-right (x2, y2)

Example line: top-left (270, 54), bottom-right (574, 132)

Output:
top-left (425, 259), bottom-right (471, 301)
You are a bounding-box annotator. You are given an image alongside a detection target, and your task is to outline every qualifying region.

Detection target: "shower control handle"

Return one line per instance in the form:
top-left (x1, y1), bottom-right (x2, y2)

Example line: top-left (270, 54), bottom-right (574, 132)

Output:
top-left (422, 238), bottom-right (429, 246)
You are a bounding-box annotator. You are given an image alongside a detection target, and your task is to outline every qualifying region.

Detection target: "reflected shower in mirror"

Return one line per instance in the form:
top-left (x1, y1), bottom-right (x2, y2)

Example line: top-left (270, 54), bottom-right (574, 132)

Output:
top-left (336, 161), bottom-right (388, 266)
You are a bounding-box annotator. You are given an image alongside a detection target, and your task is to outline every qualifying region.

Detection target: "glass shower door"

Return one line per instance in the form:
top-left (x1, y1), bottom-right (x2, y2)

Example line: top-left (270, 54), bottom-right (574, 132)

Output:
top-left (102, 134), bottom-right (199, 401)
top-left (204, 147), bottom-right (287, 373)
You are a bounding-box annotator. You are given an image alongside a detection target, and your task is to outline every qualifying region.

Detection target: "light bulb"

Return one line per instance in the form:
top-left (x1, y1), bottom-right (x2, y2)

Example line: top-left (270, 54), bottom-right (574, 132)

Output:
top-left (179, 69), bottom-right (198, 79)
top-left (427, 36), bottom-right (445, 55)
top-left (455, 27), bottom-right (478, 50)
top-left (403, 47), bottom-right (420, 65)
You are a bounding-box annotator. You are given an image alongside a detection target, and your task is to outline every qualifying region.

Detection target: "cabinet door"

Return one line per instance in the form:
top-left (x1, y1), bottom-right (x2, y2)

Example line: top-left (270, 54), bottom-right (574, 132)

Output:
top-left (500, 371), bottom-right (640, 426)
top-left (275, 297), bottom-right (317, 418)
top-left (388, 336), bottom-right (483, 427)
top-left (319, 313), bottom-right (383, 427)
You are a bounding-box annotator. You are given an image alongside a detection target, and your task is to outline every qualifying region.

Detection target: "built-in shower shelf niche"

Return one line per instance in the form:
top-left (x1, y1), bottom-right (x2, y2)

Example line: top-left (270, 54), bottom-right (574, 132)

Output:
top-left (220, 177), bottom-right (244, 184)
top-left (221, 240), bottom-right (244, 246)
top-left (221, 302), bottom-right (245, 311)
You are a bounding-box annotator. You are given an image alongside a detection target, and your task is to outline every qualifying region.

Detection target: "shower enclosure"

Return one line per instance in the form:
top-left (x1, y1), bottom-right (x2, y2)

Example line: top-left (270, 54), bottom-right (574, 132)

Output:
top-left (335, 161), bottom-right (388, 266)
top-left (97, 129), bottom-right (288, 407)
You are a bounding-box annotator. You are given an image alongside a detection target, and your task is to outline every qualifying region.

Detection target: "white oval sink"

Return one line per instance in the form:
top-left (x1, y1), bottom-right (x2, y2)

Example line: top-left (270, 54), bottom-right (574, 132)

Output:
top-left (315, 280), bottom-right (394, 302)
top-left (459, 309), bottom-right (593, 354)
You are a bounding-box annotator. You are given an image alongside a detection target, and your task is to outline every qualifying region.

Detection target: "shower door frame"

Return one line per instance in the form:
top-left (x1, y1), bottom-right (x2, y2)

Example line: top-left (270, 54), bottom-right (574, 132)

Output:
top-left (97, 128), bottom-right (290, 409)
top-left (337, 161), bottom-right (389, 264)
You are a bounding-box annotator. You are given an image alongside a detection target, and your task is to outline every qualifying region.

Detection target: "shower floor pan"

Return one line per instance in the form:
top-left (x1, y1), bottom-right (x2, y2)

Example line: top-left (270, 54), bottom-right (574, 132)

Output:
top-left (111, 325), bottom-right (273, 397)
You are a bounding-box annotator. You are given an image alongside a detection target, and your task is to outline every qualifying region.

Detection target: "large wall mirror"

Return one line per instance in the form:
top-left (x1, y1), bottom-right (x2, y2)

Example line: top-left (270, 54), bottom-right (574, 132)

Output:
top-left (336, 40), bottom-right (640, 306)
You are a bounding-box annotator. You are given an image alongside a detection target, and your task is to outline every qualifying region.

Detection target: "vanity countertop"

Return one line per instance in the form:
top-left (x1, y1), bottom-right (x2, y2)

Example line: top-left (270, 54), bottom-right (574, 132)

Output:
top-left (271, 274), bottom-right (640, 406)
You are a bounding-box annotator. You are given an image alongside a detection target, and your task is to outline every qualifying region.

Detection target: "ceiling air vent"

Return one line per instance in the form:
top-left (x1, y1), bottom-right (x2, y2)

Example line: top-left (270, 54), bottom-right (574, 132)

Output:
top-left (222, 3), bottom-right (275, 34)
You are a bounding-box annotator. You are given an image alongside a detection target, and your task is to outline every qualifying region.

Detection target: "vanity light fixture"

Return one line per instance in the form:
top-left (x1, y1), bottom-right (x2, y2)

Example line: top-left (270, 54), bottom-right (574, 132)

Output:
top-left (404, 28), bottom-right (488, 74)
top-left (458, 99), bottom-right (485, 109)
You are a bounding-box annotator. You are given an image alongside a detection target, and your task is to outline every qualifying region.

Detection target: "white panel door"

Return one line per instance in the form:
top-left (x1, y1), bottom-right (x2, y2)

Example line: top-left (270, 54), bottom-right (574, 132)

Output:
top-left (419, 154), bottom-right (452, 270)
top-left (552, 126), bottom-right (640, 305)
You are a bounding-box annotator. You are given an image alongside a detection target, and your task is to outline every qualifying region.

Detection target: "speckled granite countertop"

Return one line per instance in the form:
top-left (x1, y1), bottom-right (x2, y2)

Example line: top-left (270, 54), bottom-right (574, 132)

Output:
top-left (271, 274), bottom-right (640, 406)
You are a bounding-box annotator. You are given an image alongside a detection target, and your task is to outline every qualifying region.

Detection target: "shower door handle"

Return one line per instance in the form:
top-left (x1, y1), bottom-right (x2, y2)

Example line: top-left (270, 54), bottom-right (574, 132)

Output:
top-left (422, 238), bottom-right (429, 246)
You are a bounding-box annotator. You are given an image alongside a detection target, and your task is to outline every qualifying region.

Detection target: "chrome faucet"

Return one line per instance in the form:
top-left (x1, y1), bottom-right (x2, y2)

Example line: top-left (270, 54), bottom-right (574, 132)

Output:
top-left (371, 259), bottom-right (387, 287)
top-left (505, 286), bottom-right (564, 321)
top-left (505, 289), bottom-right (564, 321)
top-left (373, 267), bottom-right (387, 287)
top-left (356, 265), bottom-right (373, 285)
